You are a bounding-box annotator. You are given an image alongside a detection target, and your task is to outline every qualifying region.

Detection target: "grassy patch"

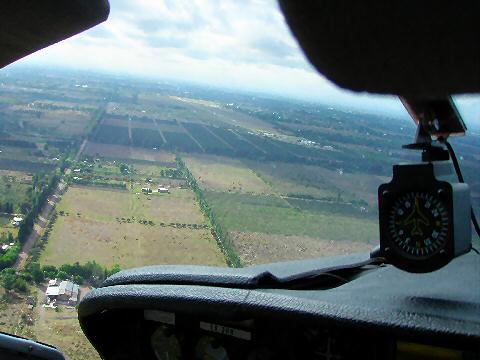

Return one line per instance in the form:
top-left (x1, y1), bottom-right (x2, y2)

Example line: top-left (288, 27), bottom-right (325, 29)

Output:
top-left (205, 191), bottom-right (379, 243)
top-left (231, 231), bottom-right (374, 266)
top-left (184, 154), bottom-right (271, 194)
top-left (247, 160), bottom-right (388, 208)
top-left (40, 186), bottom-right (225, 268)
top-left (0, 172), bottom-right (31, 213)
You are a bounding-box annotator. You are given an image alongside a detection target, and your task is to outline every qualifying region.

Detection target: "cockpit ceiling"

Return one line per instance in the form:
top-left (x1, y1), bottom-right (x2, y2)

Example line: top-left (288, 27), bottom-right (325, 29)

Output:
top-left (0, 0), bottom-right (110, 69)
top-left (279, 1), bottom-right (480, 96)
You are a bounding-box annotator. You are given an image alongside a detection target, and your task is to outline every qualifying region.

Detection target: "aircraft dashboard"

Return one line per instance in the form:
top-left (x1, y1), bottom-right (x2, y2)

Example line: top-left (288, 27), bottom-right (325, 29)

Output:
top-left (78, 253), bottom-right (480, 359)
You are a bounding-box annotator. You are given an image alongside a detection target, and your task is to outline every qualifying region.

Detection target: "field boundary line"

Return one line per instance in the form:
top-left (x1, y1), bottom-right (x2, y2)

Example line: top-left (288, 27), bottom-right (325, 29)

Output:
top-left (178, 120), bottom-right (205, 153)
top-left (231, 130), bottom-right (267, 154)
top-left (202, 124), bottom-right (235, 150)
top-left (152, 118), bottom-right (167, 144)
top-left (127, 117), bottom-right (133, 145)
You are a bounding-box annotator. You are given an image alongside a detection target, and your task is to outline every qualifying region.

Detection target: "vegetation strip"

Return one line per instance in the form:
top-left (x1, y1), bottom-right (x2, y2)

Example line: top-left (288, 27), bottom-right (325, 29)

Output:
top-left (176, 155), bottom-right (242, 267)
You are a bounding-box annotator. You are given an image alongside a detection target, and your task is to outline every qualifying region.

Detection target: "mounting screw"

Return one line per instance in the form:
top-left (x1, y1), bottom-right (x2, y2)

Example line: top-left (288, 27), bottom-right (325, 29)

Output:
top-left (28, 345), bottom-right (34, 352)
top-left (439, 249), bottom-right (447, 256)
top-left (437, 189), bottom-right (445, 196)
top-left (382, 190), bottom-right (389, 197)
top-left (384, 247), bottom-right (391, 254)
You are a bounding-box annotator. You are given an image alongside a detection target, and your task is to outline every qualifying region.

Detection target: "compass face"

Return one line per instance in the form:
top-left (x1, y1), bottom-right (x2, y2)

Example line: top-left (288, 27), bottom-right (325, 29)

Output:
top-left (388, 192), bottom-right (449, 258)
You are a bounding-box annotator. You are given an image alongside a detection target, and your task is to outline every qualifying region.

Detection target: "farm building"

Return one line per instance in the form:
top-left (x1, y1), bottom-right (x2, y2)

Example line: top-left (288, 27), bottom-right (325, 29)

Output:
top-left (141, 187), bottom-right (152, 194)
top-left (11, 216), bottom-right (23, 227)
top-left (45, 279), bottom-right (80, 306)
top-left (158, 187), bottom-right (169, 194)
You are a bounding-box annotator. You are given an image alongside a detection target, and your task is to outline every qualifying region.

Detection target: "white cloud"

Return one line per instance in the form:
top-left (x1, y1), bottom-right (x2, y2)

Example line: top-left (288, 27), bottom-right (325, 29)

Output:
top-left (18, 0), bottom-right (477, 121)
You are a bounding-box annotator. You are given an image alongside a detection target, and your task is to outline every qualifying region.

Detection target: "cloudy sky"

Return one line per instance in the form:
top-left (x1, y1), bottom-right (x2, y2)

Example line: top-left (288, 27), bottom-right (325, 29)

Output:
top-left (13, 0), bottom-right (479, 123)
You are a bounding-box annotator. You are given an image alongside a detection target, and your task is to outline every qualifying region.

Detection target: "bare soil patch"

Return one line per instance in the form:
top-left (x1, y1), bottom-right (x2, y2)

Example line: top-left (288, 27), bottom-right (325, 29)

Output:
top-left (231, 231), bottom-right (373, 266)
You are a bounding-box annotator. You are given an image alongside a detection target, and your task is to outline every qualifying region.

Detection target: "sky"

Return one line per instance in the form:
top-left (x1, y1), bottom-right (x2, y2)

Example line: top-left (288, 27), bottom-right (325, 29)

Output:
top-left (10, 0), bottom-right (480, 125)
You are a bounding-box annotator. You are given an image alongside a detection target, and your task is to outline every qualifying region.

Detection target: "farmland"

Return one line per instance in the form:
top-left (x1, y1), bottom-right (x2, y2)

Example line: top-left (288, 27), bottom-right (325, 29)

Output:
top-left (40, 186), bottom-right (225, 268)
top-left (231, 231), bottom-right (373, 266)
top-left (0, 67), bottom-right (478, 359)
top-left (0, 287), bottom-right (100, 360)
top-left (83, 141), bottom-right (176, 164)
top-left (204, 191), bottom-right (378, 243)
top-left (184, 154), bottom-right (271, 194)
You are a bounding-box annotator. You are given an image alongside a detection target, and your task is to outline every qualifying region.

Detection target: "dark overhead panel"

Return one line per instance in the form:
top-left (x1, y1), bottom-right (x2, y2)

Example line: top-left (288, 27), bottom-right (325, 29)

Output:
top-left (279, 1), bottom-right (480, 97)
top-left (0, 0), bottom-right (110, 69)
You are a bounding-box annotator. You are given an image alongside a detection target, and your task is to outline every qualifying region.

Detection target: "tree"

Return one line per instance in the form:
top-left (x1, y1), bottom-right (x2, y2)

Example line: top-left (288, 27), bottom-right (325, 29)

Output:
top-left (25, 262), bottom-right (44, 283)
top-left (106, 264), bottom-right (121, 278)
top-left (42, 265), bottom-right (57, 279)
top-left (73, 275), bottom-right (83, 285)
top-left (56, 270), bottom-right (69, 280)
top-left (2, 273), bottom-right (28, 293)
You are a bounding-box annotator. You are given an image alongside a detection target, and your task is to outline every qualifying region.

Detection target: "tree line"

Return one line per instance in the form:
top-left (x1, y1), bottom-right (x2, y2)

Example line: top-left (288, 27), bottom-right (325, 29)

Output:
top-left (176, 155), bottom-right (241, 267)
top-left (0, 159), bottom-right (65, 270)
top-left (17, 171), bottom-right (61, 245)
top-left (0, 261), bottom-right (121, 295)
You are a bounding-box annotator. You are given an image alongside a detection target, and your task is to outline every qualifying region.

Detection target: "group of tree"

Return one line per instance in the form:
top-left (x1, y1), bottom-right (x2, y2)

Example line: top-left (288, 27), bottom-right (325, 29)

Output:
top-left (17, 171), bottom-right (61, 245)
top-left (0, 202), bottom-right (14, 214)
top-left (0, 262), bottom-right (44, 294)
top-left (0, 163), bottom-right (64, 270)
top-left (160, 168), bottom-right (184, 179)
top-left (29, 210), bottom-right (57, 264)
top-left (0, 268), bottom-right (28, 293)
top-left (0, 243), bottom-right (20, 270)
top-left (176, 155), bottom-right (241, 267)
top-left (41, 261), bottom-right (121, 287)
top-left (0, 260), bottom-right (122, 295)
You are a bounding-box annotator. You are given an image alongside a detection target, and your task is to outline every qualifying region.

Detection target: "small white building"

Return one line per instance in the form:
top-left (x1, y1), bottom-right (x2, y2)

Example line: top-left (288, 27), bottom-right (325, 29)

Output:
top-left (11, 216), bottom-right (23, 227)
top-left (1, 244), bottom-right (10, 252)
top-left (158, 187), bottom-right (169, 194)
top-left (45, 279), bottom-right (80, 306)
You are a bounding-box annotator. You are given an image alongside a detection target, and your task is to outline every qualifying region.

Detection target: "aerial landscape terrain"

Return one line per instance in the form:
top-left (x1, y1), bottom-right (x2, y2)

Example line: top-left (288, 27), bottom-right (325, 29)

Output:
top-left (0, 67), bottom-right (478, 358)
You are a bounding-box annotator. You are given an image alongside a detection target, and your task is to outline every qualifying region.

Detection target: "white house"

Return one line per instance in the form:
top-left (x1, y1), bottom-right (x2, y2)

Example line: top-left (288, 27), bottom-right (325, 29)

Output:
top-left (45, 279), bottom-right (80, 306)
top-left (11, 216), bottom-right (23, 227)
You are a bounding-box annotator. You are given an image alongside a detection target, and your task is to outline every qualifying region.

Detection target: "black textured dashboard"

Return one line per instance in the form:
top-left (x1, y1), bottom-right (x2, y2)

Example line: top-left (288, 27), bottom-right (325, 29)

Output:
top-left (78, 252), bottom-right (480, 358)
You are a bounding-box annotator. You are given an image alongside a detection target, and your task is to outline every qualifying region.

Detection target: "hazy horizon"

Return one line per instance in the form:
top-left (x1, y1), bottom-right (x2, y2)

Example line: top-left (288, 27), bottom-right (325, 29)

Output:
top-left (3, 0), bottom-right (479, 126)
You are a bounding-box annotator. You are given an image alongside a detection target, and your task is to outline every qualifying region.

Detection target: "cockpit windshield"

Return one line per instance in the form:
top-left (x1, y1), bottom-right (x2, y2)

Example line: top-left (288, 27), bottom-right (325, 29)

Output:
top-left (0, 1), bottom-right (478, 358)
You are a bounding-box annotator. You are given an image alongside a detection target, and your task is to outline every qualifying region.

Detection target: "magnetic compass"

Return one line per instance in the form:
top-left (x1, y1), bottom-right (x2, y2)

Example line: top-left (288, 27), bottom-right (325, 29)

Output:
top-left (378, 162), bottom-right (471, 273)
top-left (388, 192), bottom-right (449, 258)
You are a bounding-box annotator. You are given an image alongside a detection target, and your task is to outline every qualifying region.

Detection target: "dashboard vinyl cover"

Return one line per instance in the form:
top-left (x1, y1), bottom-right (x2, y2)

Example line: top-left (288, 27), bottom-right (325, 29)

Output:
top-left (79, 252), bottom-right (480, 350)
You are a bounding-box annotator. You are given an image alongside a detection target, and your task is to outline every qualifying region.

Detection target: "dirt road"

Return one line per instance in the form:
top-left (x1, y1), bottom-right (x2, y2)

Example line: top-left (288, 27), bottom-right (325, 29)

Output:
top-left (14, 132), bottom-right (89, 269)
top-left (75, 138), bottom-right (88, 161)
top-left (14, 180), bottom-right (67, 270)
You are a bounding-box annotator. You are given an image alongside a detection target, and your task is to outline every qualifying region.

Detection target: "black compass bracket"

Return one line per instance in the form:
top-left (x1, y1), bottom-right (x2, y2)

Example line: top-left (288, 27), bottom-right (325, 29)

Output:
top-left (377, 97), bottom-right (472, 273)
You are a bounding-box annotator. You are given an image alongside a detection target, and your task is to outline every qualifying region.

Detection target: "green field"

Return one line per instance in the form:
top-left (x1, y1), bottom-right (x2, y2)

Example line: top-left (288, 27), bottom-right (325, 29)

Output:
top-left (0, 171), bottom-right (32, 213)
top-left (1, 68), bottom-right (479, 360)
top-left (40, 186), bottom-right (225, 268)
top-left (205, 191), bottom-right (379, 243)
top-left (246, 160), bottom-right (385, 208)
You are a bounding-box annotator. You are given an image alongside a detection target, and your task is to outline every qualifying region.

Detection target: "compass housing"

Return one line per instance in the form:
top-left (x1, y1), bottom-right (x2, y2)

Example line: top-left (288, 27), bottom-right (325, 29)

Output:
top-left (378, 162), bottom-right (471, 273)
